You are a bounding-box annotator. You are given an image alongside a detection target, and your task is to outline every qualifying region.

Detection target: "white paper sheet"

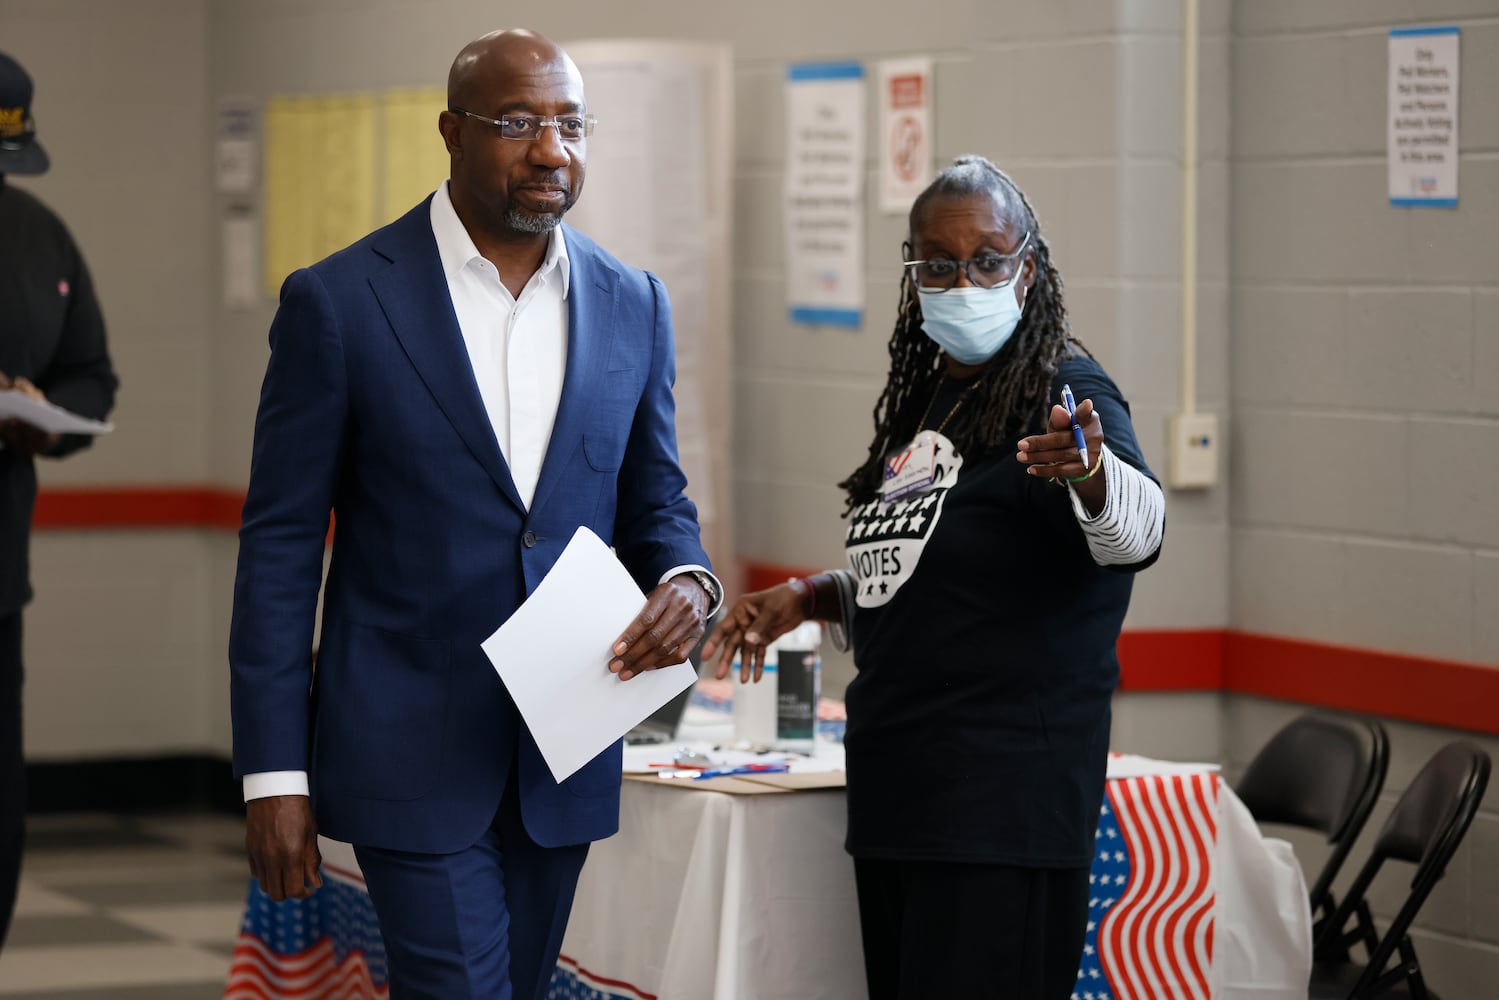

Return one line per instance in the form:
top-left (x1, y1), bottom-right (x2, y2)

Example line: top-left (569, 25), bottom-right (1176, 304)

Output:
top-left (0, 390), bottom-right (113, 435)
top-left (481, 526), bottom-right (697, 783)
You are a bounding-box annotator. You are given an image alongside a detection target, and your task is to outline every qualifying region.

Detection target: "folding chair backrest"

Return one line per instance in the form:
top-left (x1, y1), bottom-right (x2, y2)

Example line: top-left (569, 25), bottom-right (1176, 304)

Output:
top-left (1322, 741), bottom-right (1490, 999)
top-left (1236, 715), bottom-right (1389, 914)
top-left (1373, 741), bottom-right (1489, 901)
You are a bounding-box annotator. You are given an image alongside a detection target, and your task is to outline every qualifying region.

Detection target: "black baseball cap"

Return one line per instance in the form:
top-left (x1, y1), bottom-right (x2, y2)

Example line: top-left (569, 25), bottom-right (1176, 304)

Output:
top-left (0, 51), bottom-right (49, 175)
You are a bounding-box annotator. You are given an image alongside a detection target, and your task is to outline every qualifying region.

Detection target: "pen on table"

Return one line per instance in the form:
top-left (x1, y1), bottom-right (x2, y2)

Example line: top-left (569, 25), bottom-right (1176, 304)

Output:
top-left (1060, 383), bottom-right (1090, 470)
top-left (658, 763), bottom-right (791, 781)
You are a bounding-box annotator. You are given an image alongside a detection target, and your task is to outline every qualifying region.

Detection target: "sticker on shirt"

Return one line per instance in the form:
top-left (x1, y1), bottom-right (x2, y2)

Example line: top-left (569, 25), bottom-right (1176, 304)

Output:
top-left (880, 431), bottom-right (938, 504)
top-left (846, 430), bottom-right (964, 608)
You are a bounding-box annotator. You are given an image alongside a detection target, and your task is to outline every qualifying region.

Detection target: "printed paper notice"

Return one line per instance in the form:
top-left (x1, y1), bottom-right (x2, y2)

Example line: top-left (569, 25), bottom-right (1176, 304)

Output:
top-left (222, 213), bottom-right (258, 310)
top-left (382, 88), bottom-right (449, 224)
top-left (1389, 26), bottom-right (1459, 207)
top-left (262, 94), bottom-right (376, 296)
top-left (877, 57), bottom-right (932, 214)
top-left (481, 527), bottom-right (697, 783)
top-left (215, 100), bottom-right (257, 195)
top-left (785, 62), bottom-right (865, 328)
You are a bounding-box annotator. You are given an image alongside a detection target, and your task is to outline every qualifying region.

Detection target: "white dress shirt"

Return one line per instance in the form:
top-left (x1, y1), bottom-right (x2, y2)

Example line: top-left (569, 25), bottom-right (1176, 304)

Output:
top-left (433, 179), bottom-right (570, 508)
top-left (244, 184), bottom-right (717, 802)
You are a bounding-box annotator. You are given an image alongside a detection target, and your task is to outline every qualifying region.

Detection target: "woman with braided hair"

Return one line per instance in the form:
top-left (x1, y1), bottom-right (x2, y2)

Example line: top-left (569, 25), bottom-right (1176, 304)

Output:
top-left (704, 155), bottom-right (1165, 998)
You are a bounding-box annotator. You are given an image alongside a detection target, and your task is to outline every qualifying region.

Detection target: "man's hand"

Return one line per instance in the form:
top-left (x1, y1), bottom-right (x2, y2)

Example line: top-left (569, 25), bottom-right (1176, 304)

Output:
top-left (245, 795), bottom-right (323, 902)
top-left (608, 575), bottom-right (710, 681)
top-left (0, 373), bottom-right (62, 458)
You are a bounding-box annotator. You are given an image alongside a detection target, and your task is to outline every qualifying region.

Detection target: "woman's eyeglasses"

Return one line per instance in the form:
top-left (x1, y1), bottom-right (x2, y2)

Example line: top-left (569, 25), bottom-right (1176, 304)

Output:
top-left (903, 232), bottom-right (1031, 292)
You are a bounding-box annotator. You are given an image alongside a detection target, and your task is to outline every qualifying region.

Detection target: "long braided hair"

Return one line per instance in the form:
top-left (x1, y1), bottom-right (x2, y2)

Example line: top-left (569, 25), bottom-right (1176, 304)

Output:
top-left (838, 155), bottom-right (1089, 511)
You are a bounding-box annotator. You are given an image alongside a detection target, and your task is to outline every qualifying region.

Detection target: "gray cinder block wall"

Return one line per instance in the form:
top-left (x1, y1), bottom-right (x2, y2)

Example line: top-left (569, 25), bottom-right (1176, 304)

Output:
top-left (1228, 1), bottom-right (1499, 991)
top-left (5, 0), bottom-right (1497, 987)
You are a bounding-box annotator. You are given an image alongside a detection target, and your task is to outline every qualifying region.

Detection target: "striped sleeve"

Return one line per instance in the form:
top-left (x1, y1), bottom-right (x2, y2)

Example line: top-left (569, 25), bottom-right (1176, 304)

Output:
top-left (1066, 445), bottom-right (1165, 567)
top-left (825, 569), bottom-right (858, 653)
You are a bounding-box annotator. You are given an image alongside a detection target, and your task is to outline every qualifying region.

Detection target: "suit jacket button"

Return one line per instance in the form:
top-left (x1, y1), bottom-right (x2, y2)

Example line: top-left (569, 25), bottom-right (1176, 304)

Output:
top-left (523, 530), bottom-right (537, 548)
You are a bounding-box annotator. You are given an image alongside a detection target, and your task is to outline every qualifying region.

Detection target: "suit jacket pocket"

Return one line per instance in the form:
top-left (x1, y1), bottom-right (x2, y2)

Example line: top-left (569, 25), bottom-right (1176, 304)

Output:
top-left (582, 431), bottom-right (626, 473)
top-left (318, 622), bottom-right (450, 801)
top-left (581, 369), bottom-right (641, 472)
top-left (562, 741), bottom-right (623, 798)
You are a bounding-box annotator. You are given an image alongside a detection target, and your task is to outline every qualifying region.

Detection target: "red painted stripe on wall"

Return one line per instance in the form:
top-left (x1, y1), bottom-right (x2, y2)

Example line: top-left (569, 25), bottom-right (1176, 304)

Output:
top-left (1224, 633), bottom-right (1499, 737)
top-left (31, 490), bottom-right (1499, 735)
top-left (1116, 630), bottom-right (1225, 691)
top-left (33, 486), bottom-right (244, 530)
top-left (735, 557), bottom-right (1498, 735)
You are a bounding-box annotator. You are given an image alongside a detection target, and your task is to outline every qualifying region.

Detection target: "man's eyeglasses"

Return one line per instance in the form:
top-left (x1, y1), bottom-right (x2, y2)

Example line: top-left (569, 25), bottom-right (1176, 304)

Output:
top-left (903, 232), bottom-right (1032, 292)
top-left (449, 108), bottom-right (596, 142)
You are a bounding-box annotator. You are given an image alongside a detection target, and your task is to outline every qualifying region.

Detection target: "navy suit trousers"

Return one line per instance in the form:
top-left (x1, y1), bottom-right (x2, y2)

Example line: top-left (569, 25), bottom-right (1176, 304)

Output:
top-left (353, 767), bottom-right (589, 999)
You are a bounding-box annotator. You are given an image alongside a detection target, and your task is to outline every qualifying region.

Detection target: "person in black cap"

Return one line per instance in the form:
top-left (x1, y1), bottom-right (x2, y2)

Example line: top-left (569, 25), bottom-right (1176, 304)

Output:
top-left (0, 49), bottom-right (118, 952)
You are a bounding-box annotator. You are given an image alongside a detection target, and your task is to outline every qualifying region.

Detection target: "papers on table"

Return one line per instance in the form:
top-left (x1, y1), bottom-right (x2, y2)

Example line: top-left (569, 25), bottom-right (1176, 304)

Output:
top-left (620, 740), bottom-right (846, 775)
top-left (0, 389), bottom-right (113, 435)
top-left (481, 526), bottom-right (697, 784)
top-left (620, 739), bottom-right (848, 795)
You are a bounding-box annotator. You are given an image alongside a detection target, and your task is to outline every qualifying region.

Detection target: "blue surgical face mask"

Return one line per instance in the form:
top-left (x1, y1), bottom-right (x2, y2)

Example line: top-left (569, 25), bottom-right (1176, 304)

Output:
top-left (916, 270), bottom-right (1026, 365)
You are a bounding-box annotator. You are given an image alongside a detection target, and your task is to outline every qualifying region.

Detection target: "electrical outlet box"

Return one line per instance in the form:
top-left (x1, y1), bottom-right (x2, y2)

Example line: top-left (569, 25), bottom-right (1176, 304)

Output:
top-left (1167, 413), bottom-right (1219, 489)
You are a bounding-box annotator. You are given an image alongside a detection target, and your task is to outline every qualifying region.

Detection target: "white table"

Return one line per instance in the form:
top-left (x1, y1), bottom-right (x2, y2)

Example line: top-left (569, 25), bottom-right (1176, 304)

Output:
top-left (551, 754), bottom-right (1312, 1000)
top-left (227, 753), bottom-right (1312, 1000)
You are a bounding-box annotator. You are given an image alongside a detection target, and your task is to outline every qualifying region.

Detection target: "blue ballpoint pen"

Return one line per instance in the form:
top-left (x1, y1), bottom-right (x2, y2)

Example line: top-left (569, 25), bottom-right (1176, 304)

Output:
top-left (658, 763), bottom-right (791, 781)
top-left (1060, 384), bottom-right (1090, 471)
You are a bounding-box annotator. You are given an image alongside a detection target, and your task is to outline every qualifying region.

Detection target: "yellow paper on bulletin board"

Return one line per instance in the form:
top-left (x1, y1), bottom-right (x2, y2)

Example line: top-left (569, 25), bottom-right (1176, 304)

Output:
top-left (262, 94), bottom-right (376, 297)
top-left (383, 88), bottom-right (449, 223)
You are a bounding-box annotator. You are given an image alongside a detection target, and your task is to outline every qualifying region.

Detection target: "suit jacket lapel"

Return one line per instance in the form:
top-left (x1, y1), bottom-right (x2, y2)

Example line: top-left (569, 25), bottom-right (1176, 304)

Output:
top-left (529, 227), bottom-right (619, 515)
top-left (369, 203), bottom-right (526, 513)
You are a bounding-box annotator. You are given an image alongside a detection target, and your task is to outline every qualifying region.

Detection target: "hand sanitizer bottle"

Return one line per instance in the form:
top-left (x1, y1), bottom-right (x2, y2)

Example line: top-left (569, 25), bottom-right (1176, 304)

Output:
top-left (731, 653), bottom-right (778, 750)
top-left (774, 621), bottom-right (822, 755)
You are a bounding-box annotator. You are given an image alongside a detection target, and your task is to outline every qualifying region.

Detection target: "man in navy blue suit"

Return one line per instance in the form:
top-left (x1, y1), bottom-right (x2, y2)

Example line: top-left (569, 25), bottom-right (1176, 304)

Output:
top-left (228, 29), bottom-right (720, 999)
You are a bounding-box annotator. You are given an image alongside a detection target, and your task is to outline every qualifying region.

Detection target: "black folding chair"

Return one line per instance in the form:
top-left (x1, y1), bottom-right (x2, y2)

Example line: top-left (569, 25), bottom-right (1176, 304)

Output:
top-left (1308, 741), bottom-right (1491, 999)
top-left (1235, 713), bottom-right (1389, 957)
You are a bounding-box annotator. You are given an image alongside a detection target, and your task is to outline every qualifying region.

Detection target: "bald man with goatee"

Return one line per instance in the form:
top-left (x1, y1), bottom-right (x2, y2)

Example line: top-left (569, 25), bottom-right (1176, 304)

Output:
top-left (229, 29), bottom-right (719, 998)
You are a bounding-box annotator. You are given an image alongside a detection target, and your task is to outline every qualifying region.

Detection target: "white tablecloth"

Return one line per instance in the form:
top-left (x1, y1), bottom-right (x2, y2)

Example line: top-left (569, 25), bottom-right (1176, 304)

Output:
top-left (552, 755), bottom-right (1312, 1000)
top-left (229, 753), bottom-right (1312, 1000)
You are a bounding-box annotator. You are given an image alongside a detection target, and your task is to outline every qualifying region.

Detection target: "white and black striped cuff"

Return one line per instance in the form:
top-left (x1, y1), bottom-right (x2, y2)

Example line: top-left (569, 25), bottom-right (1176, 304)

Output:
top-left (1066, 445), bottom-right (1166, 566)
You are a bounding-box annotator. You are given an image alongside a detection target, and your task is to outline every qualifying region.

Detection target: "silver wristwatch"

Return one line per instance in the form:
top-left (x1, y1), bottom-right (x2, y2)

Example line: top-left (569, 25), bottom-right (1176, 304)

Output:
top-left (684, 570), bottom-right (721, 609)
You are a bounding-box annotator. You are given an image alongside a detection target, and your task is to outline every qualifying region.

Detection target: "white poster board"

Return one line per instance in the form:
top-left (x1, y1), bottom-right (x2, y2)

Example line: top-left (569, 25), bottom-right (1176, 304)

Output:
top-left (1388, 26), bottom-right (1459, 207)
top-left (877, 57), bottom-right (932, 214)
top-left (564, 40), bottom-right (734, 570)
top-left (785, 61), bottom-right (866, 328)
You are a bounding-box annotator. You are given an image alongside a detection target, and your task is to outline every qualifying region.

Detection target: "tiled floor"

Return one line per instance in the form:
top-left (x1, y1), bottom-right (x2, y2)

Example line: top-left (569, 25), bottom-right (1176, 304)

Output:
top-left (1, 812), bottom-right (247, 998)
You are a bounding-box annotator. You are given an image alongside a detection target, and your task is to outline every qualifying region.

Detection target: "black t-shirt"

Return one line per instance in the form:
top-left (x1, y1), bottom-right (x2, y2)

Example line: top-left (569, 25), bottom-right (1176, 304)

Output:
top-left (0, 181), bottom-right (116, 615)
top-left (842, 354), bottom-right (1159, 867)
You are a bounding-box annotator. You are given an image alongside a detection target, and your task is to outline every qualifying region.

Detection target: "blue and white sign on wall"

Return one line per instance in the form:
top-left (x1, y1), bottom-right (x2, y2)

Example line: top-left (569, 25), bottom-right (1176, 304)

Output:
top-left (785, 61), bottom-right (865, 328)
top-left (1388, 25), bottom-right (1459, 207)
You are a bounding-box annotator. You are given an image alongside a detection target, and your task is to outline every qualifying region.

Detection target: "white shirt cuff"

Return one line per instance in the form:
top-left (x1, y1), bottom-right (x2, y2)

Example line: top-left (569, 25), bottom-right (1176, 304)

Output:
top-left (243, 770), bottom-right (310, 802)
top-left (660, 564), bottom-right (724, 617)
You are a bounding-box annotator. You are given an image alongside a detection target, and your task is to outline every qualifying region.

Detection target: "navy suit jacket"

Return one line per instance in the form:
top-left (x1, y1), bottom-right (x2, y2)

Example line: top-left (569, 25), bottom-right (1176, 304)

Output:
top-left (228, 198), bottom-right (711, 854)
